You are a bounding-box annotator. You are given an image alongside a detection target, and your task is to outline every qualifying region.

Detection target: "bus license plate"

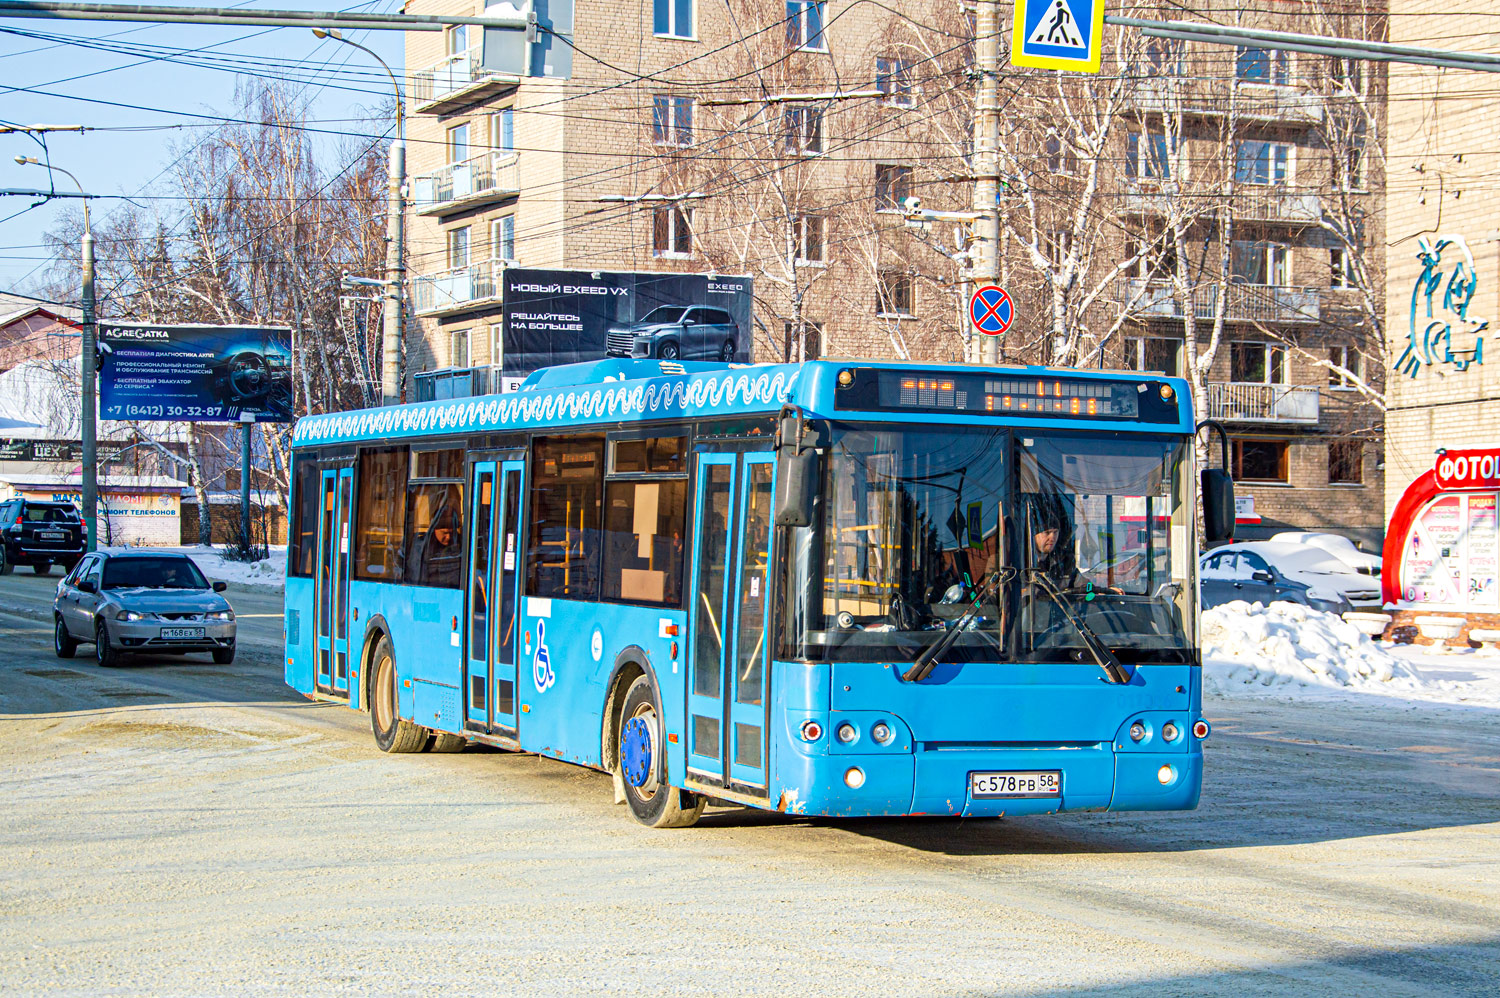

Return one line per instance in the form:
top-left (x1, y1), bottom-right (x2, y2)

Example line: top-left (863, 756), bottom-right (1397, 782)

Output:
top-left (970, 771), bottom-right (1061, 799)
top-left (161, 627), bottom-right (204, 640)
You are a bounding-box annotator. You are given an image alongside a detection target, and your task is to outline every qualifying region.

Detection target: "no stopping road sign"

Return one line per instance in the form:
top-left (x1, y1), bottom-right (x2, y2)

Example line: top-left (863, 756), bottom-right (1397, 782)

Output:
top-left (970, 286), bottom-right (1013, 337)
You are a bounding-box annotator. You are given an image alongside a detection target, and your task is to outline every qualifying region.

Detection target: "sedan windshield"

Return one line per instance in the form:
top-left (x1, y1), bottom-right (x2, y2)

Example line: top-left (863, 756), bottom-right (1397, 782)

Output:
top-left (780, 424), bottom-right (1194, 664)
top-left (103, 557), bottom-right (210, 590)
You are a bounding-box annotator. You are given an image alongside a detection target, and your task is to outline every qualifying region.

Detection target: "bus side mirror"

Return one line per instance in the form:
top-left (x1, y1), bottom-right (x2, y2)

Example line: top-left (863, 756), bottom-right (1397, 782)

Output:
top-left (775, 449), bottom-right (818, 527)
top-left (1202, 468), bottom-right (1235, 543)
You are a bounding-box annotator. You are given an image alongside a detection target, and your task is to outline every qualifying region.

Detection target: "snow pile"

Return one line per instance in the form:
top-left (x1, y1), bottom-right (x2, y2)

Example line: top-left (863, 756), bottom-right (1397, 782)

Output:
top-left (1202, 600), bottom-right (1420, 694)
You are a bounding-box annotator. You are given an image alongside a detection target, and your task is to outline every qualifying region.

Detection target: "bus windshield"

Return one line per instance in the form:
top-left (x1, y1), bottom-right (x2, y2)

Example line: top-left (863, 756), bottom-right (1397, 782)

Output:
top-left (784, 424), bottom-right (1193, 665)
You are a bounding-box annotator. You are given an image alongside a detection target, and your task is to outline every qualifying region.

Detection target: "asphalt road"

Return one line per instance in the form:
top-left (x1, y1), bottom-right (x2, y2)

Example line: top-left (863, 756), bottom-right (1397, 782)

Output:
top-left (0, 568), bottom-right (1497, 996)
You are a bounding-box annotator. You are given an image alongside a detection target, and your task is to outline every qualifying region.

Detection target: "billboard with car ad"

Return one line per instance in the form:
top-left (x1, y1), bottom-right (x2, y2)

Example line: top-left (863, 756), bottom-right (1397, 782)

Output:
top-left (98, 323), bottom-right (294, 423)
top-left (499, 268), bottom-right (754, 376)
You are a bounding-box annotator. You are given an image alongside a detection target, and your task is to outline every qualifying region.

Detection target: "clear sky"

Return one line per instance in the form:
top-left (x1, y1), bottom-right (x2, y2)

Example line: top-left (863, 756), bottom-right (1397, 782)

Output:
top-left (0, 1), bottom-right (405, 299)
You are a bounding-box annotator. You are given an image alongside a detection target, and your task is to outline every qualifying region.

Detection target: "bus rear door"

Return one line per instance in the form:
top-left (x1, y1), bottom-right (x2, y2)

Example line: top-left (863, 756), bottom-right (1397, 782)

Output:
top-left (314, 466), bottom-right (354, 696)
top-left (465, 457), bottom-right (525, 734)
top-left (686, 451), bottom-right (775, 793)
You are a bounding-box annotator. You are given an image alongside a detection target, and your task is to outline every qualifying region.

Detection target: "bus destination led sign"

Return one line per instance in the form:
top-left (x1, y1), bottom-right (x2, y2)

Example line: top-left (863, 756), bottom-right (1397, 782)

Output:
top-left (835, 369), bottom-right (1146, 420)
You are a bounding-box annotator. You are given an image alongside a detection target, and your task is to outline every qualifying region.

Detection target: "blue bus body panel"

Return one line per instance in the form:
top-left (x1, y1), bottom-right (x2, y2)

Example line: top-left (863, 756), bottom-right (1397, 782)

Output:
top-left (285, 575), bottom-right (314, 693)
top-left (516, 597), bottom-right (687, 771)
top-left (348, 580), bottom-right (464, 726)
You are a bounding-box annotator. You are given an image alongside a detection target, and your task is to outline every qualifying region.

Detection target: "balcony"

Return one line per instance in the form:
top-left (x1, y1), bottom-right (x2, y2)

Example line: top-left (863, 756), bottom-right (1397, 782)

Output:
top-left (1131, 77), bottom-right (1324, 125)
top-left (1122, 183), bottom-right (1321, 226)
top-left (414, 365), bottom-right (514, 401)
top-left (412, 260), bottom-right (504, 316)
top-left (413, 152), bottom-right (520, 217)
top-left (410, 46), bottom-right (519, 114)
top-left (1205, 382), bottom-right (1320, 424)
top-left (1119, 278), bottom-right (1321, 324)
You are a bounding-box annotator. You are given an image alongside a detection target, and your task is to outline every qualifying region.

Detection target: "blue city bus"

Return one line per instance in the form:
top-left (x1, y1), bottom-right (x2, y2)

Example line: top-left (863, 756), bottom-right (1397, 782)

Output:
top-left (285, 358), bottom-right (1225, 827)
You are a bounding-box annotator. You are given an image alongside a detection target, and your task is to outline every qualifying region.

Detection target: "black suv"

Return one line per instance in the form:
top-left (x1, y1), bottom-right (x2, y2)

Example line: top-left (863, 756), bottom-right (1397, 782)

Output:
top-left (0, 499), bottom-right (85, 575)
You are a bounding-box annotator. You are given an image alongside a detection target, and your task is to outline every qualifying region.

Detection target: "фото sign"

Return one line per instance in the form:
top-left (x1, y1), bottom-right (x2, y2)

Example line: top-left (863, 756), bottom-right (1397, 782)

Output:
top-left (99, 323), bottom-right (294, 422)
top-left (1434, 448), bottom-right (1500, 491)
top-left (499, 268), bottom-right (754, 376)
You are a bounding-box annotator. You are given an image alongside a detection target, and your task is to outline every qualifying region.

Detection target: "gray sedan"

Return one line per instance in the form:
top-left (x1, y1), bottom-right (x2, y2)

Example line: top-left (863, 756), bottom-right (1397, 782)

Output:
top-left (53, 551), bottom-right (236, 666)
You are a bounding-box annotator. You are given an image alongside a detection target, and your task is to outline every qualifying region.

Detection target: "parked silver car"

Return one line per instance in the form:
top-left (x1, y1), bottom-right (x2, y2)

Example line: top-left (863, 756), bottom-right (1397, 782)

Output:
top-left (53, 551), bottom-right (236, 666)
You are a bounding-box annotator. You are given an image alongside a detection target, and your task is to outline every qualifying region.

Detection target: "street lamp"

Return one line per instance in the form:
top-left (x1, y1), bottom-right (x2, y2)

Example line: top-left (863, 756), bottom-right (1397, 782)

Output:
top-left (14, 154), bottom-right (99, 553)
top-left (313, 26), bottom-right (406, 405)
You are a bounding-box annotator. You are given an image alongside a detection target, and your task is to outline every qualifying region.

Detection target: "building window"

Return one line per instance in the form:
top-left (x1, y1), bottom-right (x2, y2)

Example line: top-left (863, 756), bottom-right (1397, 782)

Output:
top-left (795, 214), bottom-right (825, 263)
top-left (1043, 230), bottom-right (1072, 268)
top-left (875, 163), bottom-right (912, 207)
top-left (1126, 131), bottom-right (1170, 179)
top-left (783, 320), bottom-right (823, 361)
top-left (491, 107), bottom-right (514, 152)
top-left (1347, 140), bottom-right (1367, 189)
top-left (1230, 341), bottom-right (1287, 384)
top-left (652, 206), bottom-right (693, 257)
top-left (450, 328), bottom-right (470, 368)
top-left (1330, 247), bottom-right (1352, 287)
top-left (1231, 240), bottom-right (1289, 286)
top-left (786, 1), bottom-right (826, 51)
top-left (1328, 439), bottom-right (1363, 485)
top-left (876, 271), bottom-right (914, 316)
top-left (783, 107), bottom-right (823, 154)
top-left (446, 122), bottom-right (469, 165)
top-left (490, 323), bottom-right (504, 369)
top-left (446, 24), bottom-right (468, 56)
top-left (1235, 140), bottom-right (1291, 186)
top-left (876, 56), bottom-right (913, 106)
top-left (1329, 55), bottom-right (1363, 95)
top-left (493, 215), bottom-right (515, 263)
top-left (447, 226), bottom-right (470, 269)
top-left (1236, 46), bottom-right (1289, 86)
top-left (1231, 439), bottom-right (1290, 483)
top-left (652, 94), bottom-right (694, 146)
top-left (1328, 345), bottom-right (1360, 388)
top-left (1125, 335), bottom-right (1181, 375)
top-left (1045, 130), bottom-right (1077, 175)
top-left (653, 0), bottom-right (693, 39)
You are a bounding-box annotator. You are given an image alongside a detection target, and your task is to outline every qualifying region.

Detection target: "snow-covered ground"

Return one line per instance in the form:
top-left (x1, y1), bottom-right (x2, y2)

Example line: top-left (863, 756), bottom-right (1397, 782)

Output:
top-left (1203, 600), bottom-right (1500, 710)
top-left (102, 545), bottom-right (287, 589)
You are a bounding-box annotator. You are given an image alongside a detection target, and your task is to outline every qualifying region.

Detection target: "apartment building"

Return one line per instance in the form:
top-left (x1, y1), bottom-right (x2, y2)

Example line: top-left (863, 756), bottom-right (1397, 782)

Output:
top-left (1106, 12), bottom-right (1388, 545)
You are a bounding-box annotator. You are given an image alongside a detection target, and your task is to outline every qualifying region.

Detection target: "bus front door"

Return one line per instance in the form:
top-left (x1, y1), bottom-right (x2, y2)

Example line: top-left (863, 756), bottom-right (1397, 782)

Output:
top-left (314, 466), bottom-right (354, 696)
top-left (464, 459), bottom-right (524, 734)
top-left (686, 452), bottom-right (775, 792)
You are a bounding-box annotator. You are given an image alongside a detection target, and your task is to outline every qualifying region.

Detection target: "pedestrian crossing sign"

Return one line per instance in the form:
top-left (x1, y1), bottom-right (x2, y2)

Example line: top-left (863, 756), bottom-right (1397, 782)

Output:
top-left (1011, 0), bottom-right (1105, 73)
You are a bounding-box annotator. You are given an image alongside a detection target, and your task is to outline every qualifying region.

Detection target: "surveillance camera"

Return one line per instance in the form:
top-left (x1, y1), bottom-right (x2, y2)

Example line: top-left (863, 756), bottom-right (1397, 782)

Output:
top-left (901, 195), bottom-right (922, 213)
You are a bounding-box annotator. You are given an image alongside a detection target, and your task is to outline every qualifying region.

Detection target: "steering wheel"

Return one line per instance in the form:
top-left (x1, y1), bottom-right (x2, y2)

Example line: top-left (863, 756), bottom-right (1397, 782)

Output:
top-left (227, 351), bottom-right (269, 398)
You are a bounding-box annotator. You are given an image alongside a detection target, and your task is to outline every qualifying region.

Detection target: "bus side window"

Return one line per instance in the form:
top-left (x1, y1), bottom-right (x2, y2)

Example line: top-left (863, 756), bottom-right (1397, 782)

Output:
top-left (354, 446), bottom-right (409, 582)
top-left (529, 435), bottom-right (605, 599)
top-left (601, 479), bottom-right (687, 606)
top-left (405, 481), bottom-right (465, 588)
top-left (290, 456), bottom-right (321, 578)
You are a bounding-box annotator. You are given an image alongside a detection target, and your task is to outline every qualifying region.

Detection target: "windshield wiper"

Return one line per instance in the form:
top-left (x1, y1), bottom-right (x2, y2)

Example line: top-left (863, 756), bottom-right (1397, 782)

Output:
top-left (1025, 569), bottom-right (1135, 685)
top-left (901, 568), bottom-right (1014, 683)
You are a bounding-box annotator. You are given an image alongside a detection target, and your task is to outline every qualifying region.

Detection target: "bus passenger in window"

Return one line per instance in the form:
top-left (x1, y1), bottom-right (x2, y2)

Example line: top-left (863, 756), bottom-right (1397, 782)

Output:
top-left (415, 508), bottom-right (464, 588)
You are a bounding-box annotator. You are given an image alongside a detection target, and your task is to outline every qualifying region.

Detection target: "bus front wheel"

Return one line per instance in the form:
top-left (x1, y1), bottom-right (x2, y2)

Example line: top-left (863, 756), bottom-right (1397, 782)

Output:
top-left (618, 675), bottom-right (703, 828)
top-left (370, 635), bottom-right (427, 753)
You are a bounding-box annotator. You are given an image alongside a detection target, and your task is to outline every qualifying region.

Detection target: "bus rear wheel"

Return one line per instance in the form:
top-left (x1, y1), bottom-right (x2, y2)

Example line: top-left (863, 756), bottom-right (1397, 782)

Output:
top-left (370, 635), bottom-right (427, 753)
top-left (618, 675), bottom-right (703, 828)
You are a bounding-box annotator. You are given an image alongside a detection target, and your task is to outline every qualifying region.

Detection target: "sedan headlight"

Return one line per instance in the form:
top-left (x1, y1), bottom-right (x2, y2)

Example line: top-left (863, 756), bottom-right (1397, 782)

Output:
top-left (115, 609), bottom-right (151, 621)
top-left (206, 610), bottom-right (234, 622)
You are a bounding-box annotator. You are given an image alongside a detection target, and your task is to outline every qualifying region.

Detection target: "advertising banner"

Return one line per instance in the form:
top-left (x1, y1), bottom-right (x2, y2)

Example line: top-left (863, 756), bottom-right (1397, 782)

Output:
top-left (99, 323), bottom-right (294, 422)
top-left (500, 268), bottom-right (753, 376)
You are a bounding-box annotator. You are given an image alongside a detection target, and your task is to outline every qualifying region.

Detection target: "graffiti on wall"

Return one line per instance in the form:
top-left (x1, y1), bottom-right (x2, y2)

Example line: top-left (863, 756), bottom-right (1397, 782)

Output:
top-left (1397, 235), bottom-right (1489, 378)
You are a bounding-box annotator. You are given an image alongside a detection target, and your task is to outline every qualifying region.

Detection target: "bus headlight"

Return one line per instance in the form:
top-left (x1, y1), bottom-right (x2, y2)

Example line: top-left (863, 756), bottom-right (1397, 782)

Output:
top-left (1157, 765), bottom-right (1176, 785)
top-left (1129, 721), bottom-right (1146, 742)
top-left (1161, 721), bottom-right (1179, 742)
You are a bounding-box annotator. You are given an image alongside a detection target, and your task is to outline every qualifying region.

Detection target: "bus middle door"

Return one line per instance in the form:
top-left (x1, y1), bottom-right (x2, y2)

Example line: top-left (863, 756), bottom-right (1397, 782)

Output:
top-left (464, 458), bottom-right (524, 734)
top-left (314, 466), bottom-right (354, 696)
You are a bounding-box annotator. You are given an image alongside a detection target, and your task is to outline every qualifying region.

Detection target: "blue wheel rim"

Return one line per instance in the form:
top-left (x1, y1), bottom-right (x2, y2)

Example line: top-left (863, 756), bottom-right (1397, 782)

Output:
top-left (621, 716), bottom-right (653, 788)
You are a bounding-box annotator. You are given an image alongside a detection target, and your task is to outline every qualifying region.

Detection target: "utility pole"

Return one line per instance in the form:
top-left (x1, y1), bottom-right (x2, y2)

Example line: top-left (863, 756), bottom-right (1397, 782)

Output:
top-left (313, 28), bottom-right (406, 405)
top-left (14, 152), bottom-right (97, 551)
top-left (239, 413), bottom-right (253, 557)
top-left (971, 0), bottom-right (1001, 365)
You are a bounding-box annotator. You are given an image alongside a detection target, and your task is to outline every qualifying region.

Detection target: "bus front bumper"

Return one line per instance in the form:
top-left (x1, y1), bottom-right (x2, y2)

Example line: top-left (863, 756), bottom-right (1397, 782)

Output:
top-left (777, 744), bottom-right (1202, 818)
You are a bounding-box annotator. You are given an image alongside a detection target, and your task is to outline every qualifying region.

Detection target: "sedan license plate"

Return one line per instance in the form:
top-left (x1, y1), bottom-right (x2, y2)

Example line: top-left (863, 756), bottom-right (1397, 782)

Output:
top-left (39, 531), bottom-right (65, 541)
top-left (970, 770), bottom-right (1061, 799)
top-left (160, 627), bottom-right (204, 640)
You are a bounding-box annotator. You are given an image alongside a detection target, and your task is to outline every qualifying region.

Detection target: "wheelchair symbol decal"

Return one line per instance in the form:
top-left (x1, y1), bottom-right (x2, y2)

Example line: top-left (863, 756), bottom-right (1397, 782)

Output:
top-left (533, 619), bottom-right (556, 693)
